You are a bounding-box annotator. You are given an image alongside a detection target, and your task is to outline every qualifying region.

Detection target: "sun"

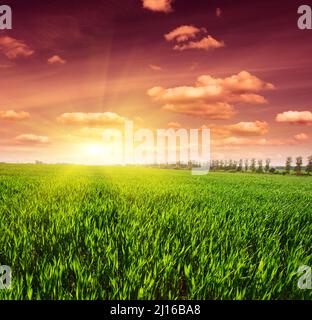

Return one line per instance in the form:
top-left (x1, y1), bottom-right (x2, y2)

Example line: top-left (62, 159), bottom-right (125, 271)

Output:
top-left (85, 144), bottom-right (104, 156)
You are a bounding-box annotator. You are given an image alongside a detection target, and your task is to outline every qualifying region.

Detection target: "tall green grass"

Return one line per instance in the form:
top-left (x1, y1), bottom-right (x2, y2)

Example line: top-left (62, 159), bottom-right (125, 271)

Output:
top-left (0, 164), bottom-right (311, 299)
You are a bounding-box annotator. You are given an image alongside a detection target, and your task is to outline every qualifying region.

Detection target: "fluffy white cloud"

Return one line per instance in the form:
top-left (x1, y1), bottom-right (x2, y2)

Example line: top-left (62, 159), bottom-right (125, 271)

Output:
top-left (148, 71), bottom-right (274, 119)
top-left (276, 111), bottom-right (312, 125)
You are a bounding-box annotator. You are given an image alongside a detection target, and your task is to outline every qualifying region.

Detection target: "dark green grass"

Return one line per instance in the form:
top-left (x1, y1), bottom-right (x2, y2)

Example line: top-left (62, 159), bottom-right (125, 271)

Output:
top-left (0, 164), bottom-right (311, 299)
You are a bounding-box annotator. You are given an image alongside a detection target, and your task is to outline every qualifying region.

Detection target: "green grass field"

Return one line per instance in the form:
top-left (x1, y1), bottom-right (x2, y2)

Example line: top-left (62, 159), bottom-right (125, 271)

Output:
top-left (0, 164), bottom-right (311, 300)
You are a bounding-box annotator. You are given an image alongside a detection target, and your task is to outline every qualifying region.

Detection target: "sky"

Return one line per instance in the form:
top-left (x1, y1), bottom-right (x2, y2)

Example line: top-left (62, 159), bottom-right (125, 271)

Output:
top-left (0, 0), bottom-right (311, 165)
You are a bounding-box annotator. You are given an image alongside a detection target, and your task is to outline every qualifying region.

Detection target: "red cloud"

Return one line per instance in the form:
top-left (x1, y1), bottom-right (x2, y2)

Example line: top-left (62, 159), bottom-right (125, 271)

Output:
top-left (142, 0), bottom-right (173, 13)
top-left (0, 110), bottom-right (30, 121)
top-left (294, 133), bottom-right (309, 141)
top-left (215, 137), bottom-right (305, 148)
top-left (226, 121), bottom-right (269, 136)
top-left (216, 8), bottom-right (222, 18)
top-left (207, 121), bottom-right (269, 137)
top-left (196, 71), bottom-right (275, 92)
top-left (149, 64), bottom-right (163, 71)
top-left (148, 71), bottom-right (274, 119)
top-left (48, 55), bottom-right (67, 65)
top-left (276, 111), bottom-right (312, 125)
top-left (163, 102), bottom-right (236, 119)
top-left (0, 36), bottom-right (34, 59)
top-left (215, 133), bottom-right (308, 148)
top-left (174, 36), bottom-right (225, 51)
top-left (165, 25), bottom-right (224, 51)
top-left (57, 112), bottom-right (127, 126)
top-left (14, 134), bottom-right (50, 145)
top-left (164, 25), bottom-right (203, 42)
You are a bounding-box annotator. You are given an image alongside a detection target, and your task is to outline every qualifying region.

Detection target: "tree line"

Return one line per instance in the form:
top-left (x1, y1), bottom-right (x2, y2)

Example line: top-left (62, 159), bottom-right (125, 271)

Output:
top-left (208, 155), bottom-right (312, 175)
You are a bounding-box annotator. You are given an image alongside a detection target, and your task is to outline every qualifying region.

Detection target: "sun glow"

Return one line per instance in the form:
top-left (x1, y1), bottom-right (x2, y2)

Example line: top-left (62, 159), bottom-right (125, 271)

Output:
top-left (76, 143), bottom-right (123, 165)
top-left (85, 144), bottom-right (105, 156)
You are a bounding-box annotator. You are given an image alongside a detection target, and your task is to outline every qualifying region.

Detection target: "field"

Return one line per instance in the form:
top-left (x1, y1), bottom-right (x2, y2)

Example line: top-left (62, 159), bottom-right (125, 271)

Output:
top-left (0, 164), bottom-right (311, 300)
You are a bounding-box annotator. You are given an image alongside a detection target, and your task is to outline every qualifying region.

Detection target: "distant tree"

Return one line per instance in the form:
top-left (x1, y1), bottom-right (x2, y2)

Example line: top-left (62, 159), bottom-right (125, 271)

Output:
top-left (211, 160), bottom-right (215, 171)
top-left (269, 167), bottom-right (276, 174)
top-left (295, 156), bottom-right (303, 175)
top-left (244, 159), bottom-right (249, 172)
top-left (188, 160), bottom-right (193, 169)
top-left (220, 160), bottom-right (224, 170)
top-left (250, 159), bottom-right (256, 172)
top-left (194, 161), bottom-right (200, 168)
top-left (265, 159), bottom-right (271, 173)
top-left (229, 160), bottom-right (233, 170)
top-left (257, 160), bottom-right (264, 173)
top-left (224, 160), bottom-right (228, 171)
top-left (306, 155), bottom-right (312, 175)
top-left (213, 160), bottom-right (217, 171)
top-left (238, 159), bottom-right (243, 172)
top-left (233, 161), bottom-right (238, 171)
top-left (285, 157), bottom-right (292, 174)
top-left (215, 160), bottom-right (220, 171)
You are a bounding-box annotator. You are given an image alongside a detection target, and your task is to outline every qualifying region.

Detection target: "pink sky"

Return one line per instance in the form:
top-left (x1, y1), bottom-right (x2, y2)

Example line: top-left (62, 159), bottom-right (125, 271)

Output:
top-left (0, 0), bottom-right (311, 165)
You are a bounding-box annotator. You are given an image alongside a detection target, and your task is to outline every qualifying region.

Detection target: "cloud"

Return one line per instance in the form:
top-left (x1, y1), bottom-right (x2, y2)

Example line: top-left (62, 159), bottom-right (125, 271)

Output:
top-left (142, 0), bottom-right (173, 13)
top-left (57, 112), bottom-right (127, 126)
top-left (149, 64), bottom-right (163, 71)
top-left (14, 134), bottom-right (50, 145)
top-left (217, 121), bottom-right (269, 136)
top-left (294, 133), bottom-right (309, 141)
top-left (214, 131), bottom-right (309, 148)
top-left (48, 55), bottom-right (67, 65)
top-left (196, 72), bottom-right (275, 92)
top-left (0, 63), bottom-right (13, 69)
top-left (148, 71), bottom-right (274, 119)
top-left (276, 111), bottom-right (312, 125)
top-left (174, 36), bottom-right (225, 51)
top-left (215, 136), bottom-right (307, 147)
top-left (164, 25), bottom-right (203, 42)
top-left (165, 25), bottom-right (224, 51)
top-left (0, 36), bottom-right (34, 59)
top-left (167, 122), bottom-right (181, 128)
top-left (205, 121), bottom-right (269, 138)
top-left (162, 102), bottom-right (235, 119)
top-left (0, 110), bottom-right (30, 121)
top-left (216, 8), bottom-right (222, 18)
